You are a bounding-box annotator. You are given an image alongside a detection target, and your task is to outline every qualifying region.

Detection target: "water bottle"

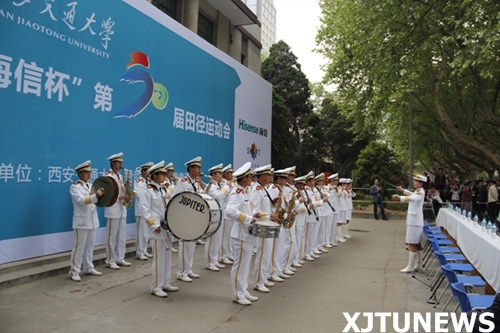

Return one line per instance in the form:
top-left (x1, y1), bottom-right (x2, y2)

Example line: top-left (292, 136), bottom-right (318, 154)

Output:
top-left (467, 211), bottom-right (472, 221)
top-left (492, 224), bottom-right (497, 239)
top-left (486, 221), bottom-right (492, 234)
top-left (461, 209), bottom-right (466, 218)
top-left (481, 218), bottom-right (487, 231)
top-left (457, 207), bottom-right (462, 216)
top-left (473, 215), bottom-right (479, 226)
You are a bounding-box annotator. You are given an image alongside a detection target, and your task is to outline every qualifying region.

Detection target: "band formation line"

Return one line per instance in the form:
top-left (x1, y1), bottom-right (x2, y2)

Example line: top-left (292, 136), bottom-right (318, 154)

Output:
top-left (69, 154), bottom-right (358, 305)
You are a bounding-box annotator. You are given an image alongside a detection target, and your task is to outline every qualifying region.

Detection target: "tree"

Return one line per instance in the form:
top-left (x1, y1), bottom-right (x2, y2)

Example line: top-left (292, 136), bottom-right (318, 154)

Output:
top-left (351, 142), bottom-right (404, 188)
top-left (262, 41), bottom-right (313, 170)
top-left (316, 0), bottom-right (500, 174)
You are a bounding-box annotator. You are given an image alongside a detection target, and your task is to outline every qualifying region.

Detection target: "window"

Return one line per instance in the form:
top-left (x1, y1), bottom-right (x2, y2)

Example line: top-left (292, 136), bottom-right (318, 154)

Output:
top-left (198, 13), bottom-right (214, 44)
top-left (241, 36), bottom-right (248, 65)
top-left (152, 0), bottom-right (177, 19)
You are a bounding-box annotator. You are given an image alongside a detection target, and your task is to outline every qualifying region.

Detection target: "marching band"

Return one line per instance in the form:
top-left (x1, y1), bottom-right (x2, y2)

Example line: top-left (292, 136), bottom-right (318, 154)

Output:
top-left (69, 156), bottom-right (358, 304)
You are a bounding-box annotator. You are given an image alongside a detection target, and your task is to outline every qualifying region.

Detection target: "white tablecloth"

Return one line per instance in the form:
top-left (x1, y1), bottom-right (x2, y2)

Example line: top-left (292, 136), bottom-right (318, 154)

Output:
top-left (436, 208), bottom-right (500, 292)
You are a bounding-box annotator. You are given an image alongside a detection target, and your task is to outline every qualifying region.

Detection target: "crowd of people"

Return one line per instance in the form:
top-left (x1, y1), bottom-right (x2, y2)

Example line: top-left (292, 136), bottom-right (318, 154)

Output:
top-left (425, 168), bottom-right (500, 223)
top-left (68, 154), bottom-right (358, 305)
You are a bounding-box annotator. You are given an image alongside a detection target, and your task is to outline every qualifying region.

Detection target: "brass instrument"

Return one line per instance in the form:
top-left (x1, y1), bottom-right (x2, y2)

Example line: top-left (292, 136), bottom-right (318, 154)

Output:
top-left (205, 176), bottom-right (215, 194)
top-left (123, 168), bottom-right (135, 208)
top-left (283, 188), bottom-right (297, 229)
top-left (274, 184), bottom-right (287, 226)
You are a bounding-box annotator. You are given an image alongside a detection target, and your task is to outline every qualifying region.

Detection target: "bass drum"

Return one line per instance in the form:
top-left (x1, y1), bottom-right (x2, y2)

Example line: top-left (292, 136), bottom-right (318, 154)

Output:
top-left (90, 176), bottom-right (118, 207)
top-left (165, 192), bottom-right (222, 241)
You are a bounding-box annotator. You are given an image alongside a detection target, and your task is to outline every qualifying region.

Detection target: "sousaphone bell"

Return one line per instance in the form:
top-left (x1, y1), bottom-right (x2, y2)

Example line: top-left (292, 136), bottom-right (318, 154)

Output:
top-left (90, 176), bottom-right (119, 207)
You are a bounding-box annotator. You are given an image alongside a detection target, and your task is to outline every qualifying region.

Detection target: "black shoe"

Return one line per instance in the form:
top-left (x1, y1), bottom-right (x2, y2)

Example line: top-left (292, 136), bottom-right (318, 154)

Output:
top-left (374, 217), bottom-right (379, 220)
top-left (383, 218), bottom-right (389, 221)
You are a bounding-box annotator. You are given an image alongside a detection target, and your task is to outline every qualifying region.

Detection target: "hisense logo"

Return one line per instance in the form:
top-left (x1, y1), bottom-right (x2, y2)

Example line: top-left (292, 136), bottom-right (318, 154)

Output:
top-left (238, 119), bottom-right (268, 137)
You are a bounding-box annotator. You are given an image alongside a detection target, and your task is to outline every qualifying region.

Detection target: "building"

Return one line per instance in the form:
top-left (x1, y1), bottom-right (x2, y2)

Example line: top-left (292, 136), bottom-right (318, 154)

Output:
top-left (243, 0), bottom-right (277, 56)
top-left (148, 0), bottom-right (263, 74)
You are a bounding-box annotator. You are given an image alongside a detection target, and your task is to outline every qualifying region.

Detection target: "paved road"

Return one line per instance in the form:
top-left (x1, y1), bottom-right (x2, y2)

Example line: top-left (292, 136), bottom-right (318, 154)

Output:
top-left (0, 218), bottom-right (442, 333)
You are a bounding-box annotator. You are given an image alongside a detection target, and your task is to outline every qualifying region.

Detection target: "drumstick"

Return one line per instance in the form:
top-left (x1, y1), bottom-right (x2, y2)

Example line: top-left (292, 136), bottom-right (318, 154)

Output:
top-left (159, 231), bottom-right (170, 251)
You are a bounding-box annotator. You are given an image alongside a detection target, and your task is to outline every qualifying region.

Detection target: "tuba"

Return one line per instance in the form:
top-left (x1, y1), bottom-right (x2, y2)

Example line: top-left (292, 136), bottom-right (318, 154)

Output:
top-left (122, 168), bottom-right (135, 208)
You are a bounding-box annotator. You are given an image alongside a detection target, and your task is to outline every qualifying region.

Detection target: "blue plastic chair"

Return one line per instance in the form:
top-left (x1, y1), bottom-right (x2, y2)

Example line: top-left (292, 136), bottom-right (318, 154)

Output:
top-left (450, 282), bottom-right (495, 313)
top-left (437, 264), bottom-right (487, 311)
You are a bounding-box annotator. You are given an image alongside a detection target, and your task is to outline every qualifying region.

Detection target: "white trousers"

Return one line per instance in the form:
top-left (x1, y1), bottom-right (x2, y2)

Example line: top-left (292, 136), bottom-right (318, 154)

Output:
top-left (150, 235), bottom-right (172, 293)
top-left (205, 226), bottom-right (223, 267)
top-left (315, 216), bottom-right (327, 249)
top-left (177, 240), bottom-right (196, 277)
top-left (280, 226), bottom-right (297, 271)
top-left (305, 221), bottom-right (320, 256)
top-left (295, 224), bottom-right (306, 261)
top-left (70, 228), bottom-right (96, 275)
top-left (106, 217), bottom-right (127, 265)
top-left (253, 237), bottom-right (273, 287)
top-left (135, 216), bottom-right (149, 257)
top-left (327, 214), bottom-right (338, 245)
top-left (270, 227), bottom-right (285, 278)
top-left (221, 219), bottom-right (234, 260)
top-left (231, 238), bottom-right (253, 301)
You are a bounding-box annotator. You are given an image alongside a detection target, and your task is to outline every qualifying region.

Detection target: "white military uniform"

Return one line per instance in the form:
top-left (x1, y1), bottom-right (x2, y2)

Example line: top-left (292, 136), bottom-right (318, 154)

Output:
top-left (267, 183), bottom-right (286, 280)
top-left (252, 181), bottom-right (275, 289)
top-left (220, 176), bottom-right (235, 263)
top-left (280, 183), bottom-right (298, 274)
top-left (326, 177), bottom-right (340, 246)
top-left (226, 180), bottom-right (257, 302)
top-left (69, 178), bottom-right (100, 276)
top-left (304, 178), bottom-right (321, 259)
top-left (293, 180), bottom-right (309, 262)
top-left (134, 173), bottom-right (150, 259)
top-left (399, 188), bottom-right (425, 244)
top-left (140, 178), bottom-right (174, 295)
top-left (104, 166), bottom-right (128, 267)
top-left (205, 169), bottom-right (230, 270)
top-left (173, 173), bottom-right (204, 280)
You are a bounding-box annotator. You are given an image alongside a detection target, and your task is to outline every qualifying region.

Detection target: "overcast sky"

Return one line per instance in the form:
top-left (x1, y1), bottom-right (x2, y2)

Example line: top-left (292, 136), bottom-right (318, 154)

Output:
top-left (273, 0), bottom-right (326, 83)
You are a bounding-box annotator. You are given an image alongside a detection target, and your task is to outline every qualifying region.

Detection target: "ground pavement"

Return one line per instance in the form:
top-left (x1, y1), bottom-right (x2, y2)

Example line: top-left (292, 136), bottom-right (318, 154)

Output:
top-left (0, 218), bottom-right (452, 333)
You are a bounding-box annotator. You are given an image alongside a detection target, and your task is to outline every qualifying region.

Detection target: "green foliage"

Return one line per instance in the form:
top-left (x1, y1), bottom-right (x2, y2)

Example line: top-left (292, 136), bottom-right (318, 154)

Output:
top-left (262, 41), bottom-right (313, 169)
top-left (351, 141), bottom-right (404, 187)
top-left (316, 0), bottom-right (500, 175)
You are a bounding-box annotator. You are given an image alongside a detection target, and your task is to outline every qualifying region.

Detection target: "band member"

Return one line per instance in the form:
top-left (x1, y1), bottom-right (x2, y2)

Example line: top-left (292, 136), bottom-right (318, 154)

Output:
top-left (104, 152), bottom-right (131, 270)
top-left (344, 178), bottom-right (356, 239)
top-left (173, 156), bottom-right (204, 282)
top-left (336, 178), bottom-right (348, 243)
top-left (225, 162), bottom-right (261, 305)
top-left (268, 169), bottom-right (291, 282)
top-left (252, 164), bottom-right (279, 293)
top-left (293, 176), bottom-right (308, 266)
top-left (135, 162), bottom-right (153, 261)
top-left (392, 174), bottom-right (427, 273)
top-left (68, 160), bottom-right (103, 282)
top-left (140, 161), bottom-right (178, 297)
top-left (205, 163), bottom-right (230, 271)
top-left (326, 173), bottom-right (340, 247)
top-left (220, 164), bottom-right (235, 264)
top-left (281, 166), bottom-right (298, 274)
top-left (313, 173), bottom-right (330, 254)
top-left (304, 171), bottom-right (321, 261)
top-left (164, 162), bottom-right (179, 253)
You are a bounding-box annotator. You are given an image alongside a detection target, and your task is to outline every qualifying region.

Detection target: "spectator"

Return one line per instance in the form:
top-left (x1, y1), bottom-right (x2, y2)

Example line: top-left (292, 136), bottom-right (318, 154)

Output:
top-left (488, 180), bottom-right (498, 222)
top-left (434, 168), bottom-right (447, 202)
top-left (447, 180), bottom-right (461, 205)
top-left (427, 184), bottom-right (443, 217)
top-left (461, 181), bottom-right (472, 213)
top-left (369, 178), bottom-right (388, 220)
top-left (477, 180), bottom-right (488, 220)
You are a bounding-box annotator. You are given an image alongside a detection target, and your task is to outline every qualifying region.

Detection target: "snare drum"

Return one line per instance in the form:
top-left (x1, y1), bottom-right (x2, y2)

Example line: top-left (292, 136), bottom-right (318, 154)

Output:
top-left (165, 192), bottom-right (222, 241)
top-left (248, 221), bottom-right (281, 238)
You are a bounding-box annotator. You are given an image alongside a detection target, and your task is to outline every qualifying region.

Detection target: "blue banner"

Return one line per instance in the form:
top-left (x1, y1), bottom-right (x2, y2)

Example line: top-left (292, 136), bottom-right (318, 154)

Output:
top-left (0, 1), bottom-right (240, 241)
